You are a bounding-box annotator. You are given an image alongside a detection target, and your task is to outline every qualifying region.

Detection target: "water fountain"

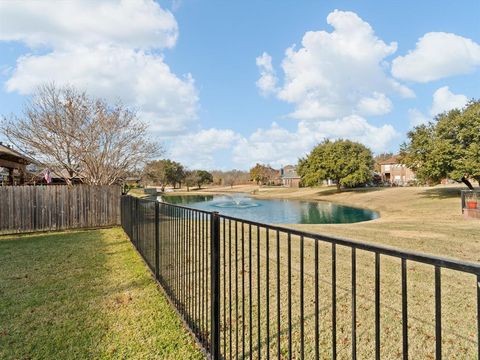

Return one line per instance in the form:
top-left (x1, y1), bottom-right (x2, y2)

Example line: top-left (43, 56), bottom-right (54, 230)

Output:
top-left (211, 194), bottom-right (260, 209)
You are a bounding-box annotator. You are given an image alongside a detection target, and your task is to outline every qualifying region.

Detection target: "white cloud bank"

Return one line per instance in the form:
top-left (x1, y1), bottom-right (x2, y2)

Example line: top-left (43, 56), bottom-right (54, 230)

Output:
top-left (250, 10), bottom-right (404, 168)
top-left (169, 129), bottom-right (242, 169)
top-left (257, 10), bottom-right (413, 121)
top-left (232, 118), bottom-right (397, 169)
top-left (0, 0), bottom-right (198, 134)
top-left (430, 86), bottom-right (468, 116)
top-left (171, 116), bottom-right (398, 170)
top-left (408, 86), bottom-right (468, 127)
top-left (392, 32), bottom-right (480, 82)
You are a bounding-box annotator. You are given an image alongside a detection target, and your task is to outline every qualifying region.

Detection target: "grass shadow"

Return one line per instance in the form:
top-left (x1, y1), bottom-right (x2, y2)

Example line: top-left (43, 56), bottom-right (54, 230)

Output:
top-left (315, 186), bottom-right (387, 197)
top-left (419, 186), bottom-right (466, 199)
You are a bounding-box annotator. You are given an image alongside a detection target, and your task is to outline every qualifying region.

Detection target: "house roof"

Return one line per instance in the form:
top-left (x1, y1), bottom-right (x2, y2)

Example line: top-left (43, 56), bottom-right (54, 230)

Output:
top-left (282, 170), bottom-right (300, 179)
top-left (0, 143), bottom-right (32, 163)
top-left (0, 143), bottom-right (36, 170)
top-left (378, 155), bottom-right (400, 165)
top-left (281, 164), bottom-right (301, 179)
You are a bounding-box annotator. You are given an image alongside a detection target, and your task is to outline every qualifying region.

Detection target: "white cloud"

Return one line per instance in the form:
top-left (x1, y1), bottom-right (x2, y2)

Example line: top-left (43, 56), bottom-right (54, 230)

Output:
top-left (408, 108), bottom-right (430, 127)
top-left (249, 10), bottom-right (403, 168)
top-left (257, 10), bottom-right (413, 122)
top-left (1, 0), bottom-right (198, 135)
top-left (407, 86), bottom-right (468, 127)
top-left (0, 0), bottom-right (178, 50)
top-left (430, 86), bottom-right (468, 116)
top-left (233, 117), bottom-right (398, 168)
top-left (299, 116), bottom-right (398, 152)
top-left (169, 129), bottom-right (242, 169)
top-left (233, 123), bottom-right (307, 168)
top-left (356, 92), bottom-right (393, 116)
top-left (392, 32), bottom-right (480, 82)
top-left (255, 52), bottom-right (278, 96)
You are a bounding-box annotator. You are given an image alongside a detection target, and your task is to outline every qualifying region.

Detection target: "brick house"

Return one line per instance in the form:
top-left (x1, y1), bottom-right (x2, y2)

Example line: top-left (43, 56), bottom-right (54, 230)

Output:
top-left (281, 165), bottom-right (301, 187)
top-left (379, 155), bottom-right (415, 186)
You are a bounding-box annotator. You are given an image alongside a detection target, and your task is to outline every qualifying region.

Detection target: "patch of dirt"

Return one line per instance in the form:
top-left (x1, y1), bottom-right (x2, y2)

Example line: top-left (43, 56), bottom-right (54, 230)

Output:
top-left (108, 292), bottom-right (133, 308)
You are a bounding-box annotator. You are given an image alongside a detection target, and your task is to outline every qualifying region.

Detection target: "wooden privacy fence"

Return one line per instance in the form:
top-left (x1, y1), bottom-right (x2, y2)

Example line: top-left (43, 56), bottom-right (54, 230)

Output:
top-left (0, 185), bottom-right (121, 235)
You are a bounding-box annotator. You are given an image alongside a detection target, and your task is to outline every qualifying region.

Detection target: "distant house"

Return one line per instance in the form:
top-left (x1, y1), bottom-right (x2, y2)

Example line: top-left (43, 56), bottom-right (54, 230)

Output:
top-left (281, 165), bottom-right (301, 188)
top-left (0, 143), bottom-right (33, 185)
top-left (378, 155), bottom-right (415, 186)
top-left (124, 177), bottom-right (141, 186)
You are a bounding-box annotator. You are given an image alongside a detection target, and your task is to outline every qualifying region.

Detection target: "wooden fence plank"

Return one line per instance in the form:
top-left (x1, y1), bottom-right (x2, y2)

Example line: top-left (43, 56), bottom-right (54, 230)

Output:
top-left (0, 185), bottom-right (121, 235)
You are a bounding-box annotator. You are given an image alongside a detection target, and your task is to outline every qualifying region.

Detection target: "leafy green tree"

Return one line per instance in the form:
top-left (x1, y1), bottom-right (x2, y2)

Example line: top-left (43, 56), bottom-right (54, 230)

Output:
top-left (249, 163), bottom-right (277, 185)
top-left (143, 159), bottom-right (185, 190)
top-left (184, 170), bottom-right (200, 191)
top-left (167, 161), bottom-right (185, 188)
top-left (195, 170), bottom-right (213, 189)
top-left (182, 170), bottom-right (213, 191)
top-left (298, 139), bottom-right (374, 191)
top-left (399, 100), bottom-right (480, 187)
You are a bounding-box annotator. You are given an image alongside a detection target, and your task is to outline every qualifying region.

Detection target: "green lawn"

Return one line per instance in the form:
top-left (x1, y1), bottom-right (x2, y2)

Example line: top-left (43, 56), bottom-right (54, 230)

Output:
top-left (0, 228), bottom-right (204, 360)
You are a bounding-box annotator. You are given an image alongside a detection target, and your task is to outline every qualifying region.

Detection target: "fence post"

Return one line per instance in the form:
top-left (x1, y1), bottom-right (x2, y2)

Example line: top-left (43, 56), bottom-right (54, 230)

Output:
top-left (210, 211), bottom-right (221, 360)
top-left (154, 201), bottom-right (160, 281)
top-left (134, 197), bottom-right (139, 248)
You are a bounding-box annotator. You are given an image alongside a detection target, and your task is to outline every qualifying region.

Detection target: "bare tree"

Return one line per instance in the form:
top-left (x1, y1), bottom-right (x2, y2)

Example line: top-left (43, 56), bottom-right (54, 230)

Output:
top-left (223, 169), bottom-right (249, 188)
top-left (1, 84), bottom-right (160, 185)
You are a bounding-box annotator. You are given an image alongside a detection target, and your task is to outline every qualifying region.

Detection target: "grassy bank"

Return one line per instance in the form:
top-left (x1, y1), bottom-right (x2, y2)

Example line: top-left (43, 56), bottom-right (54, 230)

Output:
top-left (121, 184), bottom-right (479, 358)
top-left (186, 184), bottom-right (480, 262)
top-left (165, 185), bottom-right (479, 358)
top-left (0, 228), bottom-right (204, 360)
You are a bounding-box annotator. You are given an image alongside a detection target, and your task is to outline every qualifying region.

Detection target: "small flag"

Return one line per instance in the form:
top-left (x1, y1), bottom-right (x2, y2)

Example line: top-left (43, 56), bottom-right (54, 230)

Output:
top-left (44, 169), bottom-right (52, 184)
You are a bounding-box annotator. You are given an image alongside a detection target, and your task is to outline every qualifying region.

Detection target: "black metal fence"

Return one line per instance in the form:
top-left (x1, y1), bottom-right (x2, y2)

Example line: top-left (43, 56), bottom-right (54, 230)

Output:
top-left (121, 195), bottom-right (480, 359)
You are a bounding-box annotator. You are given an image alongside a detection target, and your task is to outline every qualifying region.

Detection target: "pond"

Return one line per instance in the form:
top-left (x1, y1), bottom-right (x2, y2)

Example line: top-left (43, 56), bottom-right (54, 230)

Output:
top-left (162, 194), bottom-right (379, 225)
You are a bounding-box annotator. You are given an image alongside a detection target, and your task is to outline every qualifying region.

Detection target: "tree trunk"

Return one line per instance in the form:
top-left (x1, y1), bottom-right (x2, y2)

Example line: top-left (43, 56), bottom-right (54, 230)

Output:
top-left (461, 176), bottom-right (474, 190)
top-left (336, 181), bottom-right (341, 192)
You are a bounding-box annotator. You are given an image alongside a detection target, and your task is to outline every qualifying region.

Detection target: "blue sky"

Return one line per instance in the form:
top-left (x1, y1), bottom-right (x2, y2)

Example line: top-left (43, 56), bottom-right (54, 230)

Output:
top-left (1, 0), bottom-right (479, 170)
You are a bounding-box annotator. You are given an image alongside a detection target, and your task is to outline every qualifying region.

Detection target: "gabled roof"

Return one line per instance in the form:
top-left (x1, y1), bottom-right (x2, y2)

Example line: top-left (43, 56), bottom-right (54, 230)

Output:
top-left (281, 164), bottom-right (301, 179)
top-left (378, 155), bottom-right (400, 165)
top-left (282, 170), bottom-right (300, 179)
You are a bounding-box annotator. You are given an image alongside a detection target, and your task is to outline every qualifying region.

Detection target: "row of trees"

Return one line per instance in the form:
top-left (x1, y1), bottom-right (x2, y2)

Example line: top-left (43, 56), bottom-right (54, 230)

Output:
top-left (143, 159), bottom-right (213, 191)
top-left (5, 84), bottom-right (477, 190)
top-left (142, 160), bottom-right (253, 191)
top-left (210, 170), bottom-right (250, 188)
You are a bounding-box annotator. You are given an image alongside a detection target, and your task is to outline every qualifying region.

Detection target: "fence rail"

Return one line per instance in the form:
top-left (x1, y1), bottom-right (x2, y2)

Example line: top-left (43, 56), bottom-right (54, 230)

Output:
top-left (121, 195), bottom-right (480, 359)
top-left (0, 185), bottom-right (121, 234)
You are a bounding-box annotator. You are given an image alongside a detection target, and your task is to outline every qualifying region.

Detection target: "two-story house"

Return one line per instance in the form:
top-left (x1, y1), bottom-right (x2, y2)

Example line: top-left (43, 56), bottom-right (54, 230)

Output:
top-left (379, 156), bottom-right (415, 186)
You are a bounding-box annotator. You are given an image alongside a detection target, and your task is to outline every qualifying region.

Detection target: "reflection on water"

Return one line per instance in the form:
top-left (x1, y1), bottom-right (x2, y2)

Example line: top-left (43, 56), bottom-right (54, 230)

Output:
top-left (161, 195), bottom-right (214, 204)
top-left (163, 194), bottom-right (379, 225)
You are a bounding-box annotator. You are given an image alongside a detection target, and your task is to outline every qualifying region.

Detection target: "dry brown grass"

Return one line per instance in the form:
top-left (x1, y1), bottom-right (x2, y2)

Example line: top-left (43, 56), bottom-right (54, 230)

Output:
top-left (166, 184), bottom-right (480, 358)
top-left (190, 184), bottom-right (480, 262)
